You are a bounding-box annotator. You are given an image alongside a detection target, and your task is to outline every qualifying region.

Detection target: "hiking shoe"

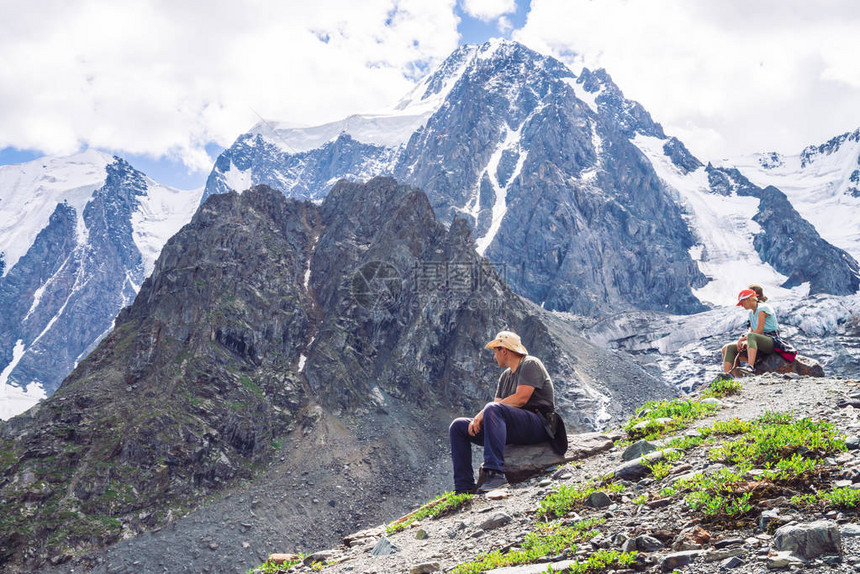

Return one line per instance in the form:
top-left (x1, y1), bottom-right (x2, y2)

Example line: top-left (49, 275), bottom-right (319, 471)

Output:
top-left (475, 467), bottom-right (488, 491)
top-left (736, 361), bottom-right (754, 374)
top-left (476, 470), bottom-right (508, 493)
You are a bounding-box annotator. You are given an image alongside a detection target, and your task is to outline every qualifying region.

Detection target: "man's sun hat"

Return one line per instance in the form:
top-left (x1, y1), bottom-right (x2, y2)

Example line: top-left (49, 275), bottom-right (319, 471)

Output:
top-left (736, 289), bottom-right (756, 306)
top-left (485, 330), bottom-right (528, 355)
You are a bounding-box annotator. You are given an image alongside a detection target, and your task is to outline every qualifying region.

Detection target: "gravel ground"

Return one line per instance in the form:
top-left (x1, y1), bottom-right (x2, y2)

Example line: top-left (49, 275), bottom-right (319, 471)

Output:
top-left (304, 373), bottom-right (860, 574)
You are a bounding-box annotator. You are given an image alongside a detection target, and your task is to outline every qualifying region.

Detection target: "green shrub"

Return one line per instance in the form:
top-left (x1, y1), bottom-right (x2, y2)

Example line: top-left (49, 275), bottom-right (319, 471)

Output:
top-left (385, 491), bottom-right (473, 534)
top-left (624, 399), bottom-right (721, 440)
top-left (537, 482), bottom-right (625, 519)
top-left (448, 519), bottom-right (603, 574)
top-left (709, 414), bottom-right (845, 466)
top-left (703, 377), bottom-right (742, 398)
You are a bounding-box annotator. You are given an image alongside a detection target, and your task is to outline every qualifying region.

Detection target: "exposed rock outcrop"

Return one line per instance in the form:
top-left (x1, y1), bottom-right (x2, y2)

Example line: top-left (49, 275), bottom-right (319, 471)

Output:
top-left (0, 178), bottom-right (672, 572)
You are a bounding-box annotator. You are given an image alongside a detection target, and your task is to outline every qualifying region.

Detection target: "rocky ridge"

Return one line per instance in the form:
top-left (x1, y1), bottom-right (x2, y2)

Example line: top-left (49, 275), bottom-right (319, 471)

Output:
top-left (258, 374), bottom-right (860, 574)
top-left (0, 178), bottom-right (673, 573)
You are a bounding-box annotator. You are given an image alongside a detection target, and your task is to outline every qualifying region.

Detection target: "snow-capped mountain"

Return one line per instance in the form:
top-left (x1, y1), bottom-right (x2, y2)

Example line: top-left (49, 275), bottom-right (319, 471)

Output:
top-left (0, 152), bottom-right (202, 419)
top-left (203, 39), bottom-right (858, 318)
top-left (728, 129), bottom-right (860, 263)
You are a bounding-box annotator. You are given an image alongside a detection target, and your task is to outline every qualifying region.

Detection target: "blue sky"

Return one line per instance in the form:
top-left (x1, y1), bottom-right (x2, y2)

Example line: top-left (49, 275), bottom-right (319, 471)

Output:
top-left (1, 0), bottom-right (859, 190)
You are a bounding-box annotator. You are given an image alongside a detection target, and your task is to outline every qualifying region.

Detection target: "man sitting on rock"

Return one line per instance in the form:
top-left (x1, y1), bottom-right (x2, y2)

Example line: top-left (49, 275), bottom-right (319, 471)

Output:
top-left (449, 330), bottom-right (555, 493)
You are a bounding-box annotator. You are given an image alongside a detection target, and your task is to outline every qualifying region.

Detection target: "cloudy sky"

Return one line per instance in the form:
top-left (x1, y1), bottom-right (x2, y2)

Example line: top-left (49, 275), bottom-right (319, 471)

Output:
top-left (1, 0), bottom-right (859, 188)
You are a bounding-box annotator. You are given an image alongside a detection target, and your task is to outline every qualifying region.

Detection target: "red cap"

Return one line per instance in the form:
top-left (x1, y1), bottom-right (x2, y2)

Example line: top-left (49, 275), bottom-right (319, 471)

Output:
top-left (736, 289), bottom-right (755, 306)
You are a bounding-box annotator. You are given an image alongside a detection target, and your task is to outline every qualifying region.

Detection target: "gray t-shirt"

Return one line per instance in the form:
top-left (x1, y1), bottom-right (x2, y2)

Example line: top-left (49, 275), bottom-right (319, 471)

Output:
top-left (494, 355), bottom-right (555, 412)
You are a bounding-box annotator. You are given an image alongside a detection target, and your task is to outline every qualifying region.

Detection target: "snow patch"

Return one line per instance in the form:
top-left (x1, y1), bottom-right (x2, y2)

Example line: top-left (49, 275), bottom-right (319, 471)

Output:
top-left (566, 77), bottom-right (602, 114)
top-left (633, 134), bottom-right (808, 306)
top-left (0, 340), bottom-right (46, 420)
top-left (222, 161), bottom-right (254, 193)
top-left (131, 178), bottom-right (203, 276)
top-left (728, 138), bottom-right (860, 263)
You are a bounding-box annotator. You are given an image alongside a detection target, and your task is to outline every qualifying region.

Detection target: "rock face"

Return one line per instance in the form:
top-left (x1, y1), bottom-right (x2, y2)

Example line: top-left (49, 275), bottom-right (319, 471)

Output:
top-left (0, 179), bottom-right (673, 572)
top-left (203, 41), bottom-right (709, 316)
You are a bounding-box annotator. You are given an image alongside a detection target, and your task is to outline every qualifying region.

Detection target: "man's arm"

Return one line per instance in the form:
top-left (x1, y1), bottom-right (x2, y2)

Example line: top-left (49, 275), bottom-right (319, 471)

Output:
top-left (497, 384), bottom-right (535, 408)
top-left (468, 385), bottom-right (536, 435)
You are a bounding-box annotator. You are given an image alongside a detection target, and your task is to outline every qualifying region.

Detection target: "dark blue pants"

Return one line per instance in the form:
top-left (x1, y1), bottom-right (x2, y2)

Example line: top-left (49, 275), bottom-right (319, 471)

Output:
top-left (449, 402), bottom-right (549, 492)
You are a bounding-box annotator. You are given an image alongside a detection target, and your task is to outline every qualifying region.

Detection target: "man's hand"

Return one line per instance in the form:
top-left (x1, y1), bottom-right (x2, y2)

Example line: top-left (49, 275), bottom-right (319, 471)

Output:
top-left (468, 412), bottom-right (483, 436)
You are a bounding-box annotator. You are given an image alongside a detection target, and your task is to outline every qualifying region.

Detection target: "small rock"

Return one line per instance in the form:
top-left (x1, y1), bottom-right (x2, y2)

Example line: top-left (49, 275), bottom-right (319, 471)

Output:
top-left (845, 435), bottom-right (860, 450)
top-left (635, 535), bottom-right (664, 552)
top-left (410, 562), bottom-right (440, 574)
top-left (841, 524), bottom-right (860, 537)
top-left (720, 556), bottom-right (744, 569)
top-left (661, 550), bottom-right (703, 572)
top-left (621, 538), bottom-right (637, 552)
top-left (583, 491), bottom-right (612, 508)
top-left (415, 529), bottom-right (428, 540)
top-left (768, 550), bottom-right (804, 569)
top-left (700, 398), bottom-right (724, 407)
top-left (208, 542), bottom-right (218, 551)
top-left (714, 538), bottom-right (745, 549)
top-left (480, 512), bottom-right (512, 530)
top-left (612, 450), bottom-right (677, 481)
top-left (371, 537), bottom-right (399, 556)
top-left (303, 549), bottom-right (337, 565)
top-left (622, 440), bottom-right (658, 461)
top-left (486, 489), bottom-right (510, 500)
top-left (268, 553), bottom-right (300, 565)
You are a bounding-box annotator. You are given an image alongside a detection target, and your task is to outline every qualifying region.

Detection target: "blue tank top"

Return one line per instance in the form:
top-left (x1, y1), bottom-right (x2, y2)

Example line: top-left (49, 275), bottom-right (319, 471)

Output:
top-left (750, 302), bottom-right (779, 333)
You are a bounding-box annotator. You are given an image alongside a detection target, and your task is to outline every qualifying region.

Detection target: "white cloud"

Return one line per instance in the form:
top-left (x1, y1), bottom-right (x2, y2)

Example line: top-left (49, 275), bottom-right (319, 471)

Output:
top-left (0, 0), bottom-right (459, 172)
top-left (461, 0), bottom-right (516, 22)
top-left (514, 0), bottom-right (860, 160)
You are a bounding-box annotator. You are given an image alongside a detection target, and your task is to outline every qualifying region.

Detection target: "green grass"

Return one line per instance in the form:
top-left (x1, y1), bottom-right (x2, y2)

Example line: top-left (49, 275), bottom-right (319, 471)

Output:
top-left (537, 481), bottom-right (625, 519)
top-left (385, 491), bottom-right (474, 535)
top-left (624, 399), bottom-right (721, 440)
top-left (448, 519), bottom-right (613, 574)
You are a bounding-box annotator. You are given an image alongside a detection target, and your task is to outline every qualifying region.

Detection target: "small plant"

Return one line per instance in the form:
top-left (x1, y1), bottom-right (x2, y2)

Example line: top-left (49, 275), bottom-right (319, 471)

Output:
top-left (710, 418), bottom-right (752, 436)
top-left (632, 494), bottom-right (648, 505)
top-left (659, 486), bottom-right (678, 498)
top-left (385, 491), bottom-right (473, 534)
top-left (560, 549), bottom-right (639, 574)
top-left (703, 377), bottom-right (742, 398)
top-left (763, 453), bottom-right (821, 481)
top-left (790, 487), bottom-right (860, 509)
top-left (677, 466), bottom-right (755, 517)
top-left (646, 460), bottom-right (672, 480)
top-left (821, 487), bottom-right (860, 509)
top-left (537, 481), bottom-right (625, 519)
top-left (448, 519), bottom-right (603, 574)
top-left (624, 399), bottom-right (721, 440)
top-left (663, 434), bottom-right (706, 451)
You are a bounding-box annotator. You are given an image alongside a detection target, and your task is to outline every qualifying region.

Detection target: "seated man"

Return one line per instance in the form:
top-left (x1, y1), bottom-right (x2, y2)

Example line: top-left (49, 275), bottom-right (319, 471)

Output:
top-left (448, 330), bottom-right (555, 493)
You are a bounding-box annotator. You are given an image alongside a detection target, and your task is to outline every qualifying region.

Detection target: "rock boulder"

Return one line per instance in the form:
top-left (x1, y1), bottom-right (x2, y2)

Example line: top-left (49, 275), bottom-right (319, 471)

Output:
top-left (755, 353), bottom-right (824, 377)
top-left (503, 432), bottom-right (615, 483)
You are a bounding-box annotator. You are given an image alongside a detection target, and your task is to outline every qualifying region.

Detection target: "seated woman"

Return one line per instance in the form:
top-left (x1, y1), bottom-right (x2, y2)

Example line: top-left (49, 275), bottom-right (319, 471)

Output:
top-left (721, 285), bottom-right (779, 374)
